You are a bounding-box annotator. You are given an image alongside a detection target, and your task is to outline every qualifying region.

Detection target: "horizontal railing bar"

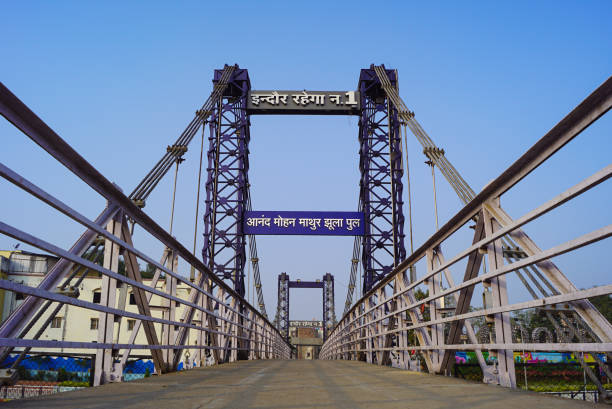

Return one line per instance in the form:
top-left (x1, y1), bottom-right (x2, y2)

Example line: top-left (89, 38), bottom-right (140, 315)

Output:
top-left (326, 284), bottom-right (612, 349)
top-left (337, 76), bottom-right (612, 327)
top-left (348, 164), bottom-right (612, 325)
top-left (0, 221), bottom-right (260, 333)
top-left (348, 224), bottom-right (612, 332)
top-left (0, 162), bottom-right (262, 330)
top-left (0, 203), bottom-right (120, 340)
top-left (0, 82), bottom-right (286, 344)
top-left (343, 343), bottom-right (612, 353)
top-left (0, 278), bottom-right (267, 343)
top-left (427, 164), bottom-right (612, 294)
top-left (0, 338), bottom-right (261, 351)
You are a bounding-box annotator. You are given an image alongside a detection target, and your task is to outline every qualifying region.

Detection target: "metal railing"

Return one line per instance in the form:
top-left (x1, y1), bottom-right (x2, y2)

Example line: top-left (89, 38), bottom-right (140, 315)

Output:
top-left (320, 76), bottom-right (612, 398)
top-left (0, 82), bottom-right (290, 386)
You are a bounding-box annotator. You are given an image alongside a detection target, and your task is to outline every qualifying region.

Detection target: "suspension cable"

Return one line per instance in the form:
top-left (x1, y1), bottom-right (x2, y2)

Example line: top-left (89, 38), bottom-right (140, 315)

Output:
top-left (247, 191), bottom-right (268, 318)
top-left (425, 160), bottom-right (439, 230)
top-left (373, 66), bottom-right (610, 369)
top-left (191, 122), bottom-right (206, 281)
top-left (168, 152), bottom-right (184, 236)
top-left (343, 233), bottom-right (362, 316)
top-left (400, 124), bottom-right (414, 255)
top-left (129, 65), bottom-right (236, 206)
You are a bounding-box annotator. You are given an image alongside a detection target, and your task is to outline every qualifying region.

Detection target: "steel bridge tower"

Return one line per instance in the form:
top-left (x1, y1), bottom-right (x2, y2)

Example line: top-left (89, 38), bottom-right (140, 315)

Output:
top-left (201, 65), bottom-right (407, 298)
top-left (358, 66), bottom-right (406, 292)
top-left (275, 273), bottom-right (336, 340)
top-left (276, 273), bottom-right (290, 339)
top-left (202, 66), bottom-right (251, 296)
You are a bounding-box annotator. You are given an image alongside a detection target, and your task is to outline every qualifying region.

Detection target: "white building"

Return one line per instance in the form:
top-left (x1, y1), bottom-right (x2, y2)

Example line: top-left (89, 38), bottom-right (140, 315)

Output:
top-left (0, 250), bottom-right (207, 366)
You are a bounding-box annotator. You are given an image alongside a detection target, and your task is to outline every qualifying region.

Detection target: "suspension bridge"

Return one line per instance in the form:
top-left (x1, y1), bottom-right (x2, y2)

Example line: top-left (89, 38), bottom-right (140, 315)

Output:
top-left (0, 64), bottom-right (610, 407)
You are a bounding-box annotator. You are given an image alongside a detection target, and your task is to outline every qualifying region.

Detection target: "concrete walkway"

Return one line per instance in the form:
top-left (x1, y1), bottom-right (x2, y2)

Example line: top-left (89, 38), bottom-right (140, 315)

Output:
top-left (1, 360), bottom-right (598, 408)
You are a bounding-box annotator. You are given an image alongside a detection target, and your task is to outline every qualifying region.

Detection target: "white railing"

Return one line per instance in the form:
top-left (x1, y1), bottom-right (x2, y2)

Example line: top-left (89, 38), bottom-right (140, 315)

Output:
top-left (0, 82), bottom-right (290, 386)
top-left (321, 76), bottom-right (612, 398)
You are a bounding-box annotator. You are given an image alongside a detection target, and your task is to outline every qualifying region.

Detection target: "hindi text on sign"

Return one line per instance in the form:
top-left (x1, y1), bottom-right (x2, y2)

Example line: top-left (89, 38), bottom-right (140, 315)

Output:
top-left (247, 91), bottom-right (361, 115)
top-left (244, 211), bottom-right (364, 236)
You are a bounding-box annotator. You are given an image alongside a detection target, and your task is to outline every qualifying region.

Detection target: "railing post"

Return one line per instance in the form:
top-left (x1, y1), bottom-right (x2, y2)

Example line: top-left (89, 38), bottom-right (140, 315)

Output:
top-left (483, 202), bottom-right (516, 388)
top-left (94, 214), bottom-right (122, 386)
top-left (196, 278), bottom-right (206, 366)
top-left (376, 288), bottom-right (387, 365)
top-left (266, 325), bottom-right (272, 359)
top-left (258, 316), bottom-right (263, 359)
top-left (247, 310), bottom-right (255, 360)
top-left (395, 273), bottom-right (410, 369)
top-left (351, 309), bottom-right (357, 360)
top-left (365, 298), bottom-right (373, 364)
top-left (426, 248), bottom-right (443, 372)
top-left (161, 249), bottom-right (178, 370)
top-left (228, 298), bottom-right (238, 363)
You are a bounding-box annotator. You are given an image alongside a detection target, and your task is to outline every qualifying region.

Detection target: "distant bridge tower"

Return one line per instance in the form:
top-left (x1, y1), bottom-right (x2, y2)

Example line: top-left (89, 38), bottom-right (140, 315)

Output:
top-left (358, 65), bottom-right (406, 292)
top-left (322, 273), bottom-right (336, 339)
top-left (276, 273), bottom-right (290, 339)
top-left (202, 66), bottom-right (251, 296)
top-left (276, 273), bottom-right (336, 340)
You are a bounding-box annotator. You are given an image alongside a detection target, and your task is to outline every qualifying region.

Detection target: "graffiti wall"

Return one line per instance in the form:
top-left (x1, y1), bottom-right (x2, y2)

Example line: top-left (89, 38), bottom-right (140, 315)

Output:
top-left (454, 351), bottom-right (606, 365)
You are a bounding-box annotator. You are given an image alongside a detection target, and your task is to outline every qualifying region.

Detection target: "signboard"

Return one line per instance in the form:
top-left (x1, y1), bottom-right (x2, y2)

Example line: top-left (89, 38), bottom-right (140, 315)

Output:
top-left (247, 90), bottom-right (361, 115)
top-left (290, 320), bottom-right (323, 328)
top-left (244, 211), bottom-right (364, 236)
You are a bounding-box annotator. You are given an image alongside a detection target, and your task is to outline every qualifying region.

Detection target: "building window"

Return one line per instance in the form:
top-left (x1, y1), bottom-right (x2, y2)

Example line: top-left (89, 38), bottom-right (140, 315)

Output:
top-left (127, 319), bottom-right (135, 330)
top-left (129, 294), bottom-right (136, 305)
top-left (15, 293), bottom-right (25, 301)
top-left (174, 319), bottom-right (183, 332)
top-left (51, 317), bottom-right (62, 328)
top-left (90, 318), bottom-right (99, 330)
top-left (93, 292), bottom-right (101, 304)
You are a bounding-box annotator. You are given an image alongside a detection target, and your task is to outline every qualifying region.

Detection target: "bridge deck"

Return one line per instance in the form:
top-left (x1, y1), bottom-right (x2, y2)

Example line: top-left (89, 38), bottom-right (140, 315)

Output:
top-left (3, 360), bottom-right (594, 408)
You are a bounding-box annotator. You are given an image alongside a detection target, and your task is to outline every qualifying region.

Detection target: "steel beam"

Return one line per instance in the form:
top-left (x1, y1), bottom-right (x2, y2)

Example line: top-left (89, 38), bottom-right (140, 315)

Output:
top-left (322, 273), bottom-right (336, 340)
top-left (276, 273), bottom-right (290, 339)
top-left (289, 281), bottom-right (323, 289)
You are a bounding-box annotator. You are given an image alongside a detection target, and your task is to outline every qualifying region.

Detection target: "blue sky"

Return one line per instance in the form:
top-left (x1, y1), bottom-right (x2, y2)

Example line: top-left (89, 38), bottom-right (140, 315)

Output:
top-left (1, 1), bottom-right (611, 320)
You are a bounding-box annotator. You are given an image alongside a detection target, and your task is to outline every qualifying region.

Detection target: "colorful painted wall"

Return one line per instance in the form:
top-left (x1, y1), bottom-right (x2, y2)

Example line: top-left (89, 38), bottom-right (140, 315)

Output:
top-left (454, 350), bottom-right (606, 365)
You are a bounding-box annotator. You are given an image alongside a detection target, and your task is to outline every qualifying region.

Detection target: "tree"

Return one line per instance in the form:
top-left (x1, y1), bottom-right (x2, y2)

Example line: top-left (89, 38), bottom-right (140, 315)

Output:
top-left (589, 295), bottom-right (612, 324)
top-left (140, 263), bottom-right (157, 279)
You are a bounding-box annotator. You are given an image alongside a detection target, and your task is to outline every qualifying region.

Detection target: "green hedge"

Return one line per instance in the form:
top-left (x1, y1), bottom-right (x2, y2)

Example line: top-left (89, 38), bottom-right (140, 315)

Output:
top-left (526, 383), bottom-right (612, 392)
top-left (59, 381), bottom-right (89, 387)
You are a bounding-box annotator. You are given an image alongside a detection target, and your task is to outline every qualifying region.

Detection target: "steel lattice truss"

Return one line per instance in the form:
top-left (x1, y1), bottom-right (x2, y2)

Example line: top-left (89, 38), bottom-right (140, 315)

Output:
top-left (322, 273), bottom-right (337, 339)
top-left (276, 273), bottom-right (290, 339)
top-left (358, 67), bottom-right (406, 292)
top-left (202, 68), bottom-right (251, 297)
top-left (197, 65), bottom-right (408, 305)
top-left (276, 273), bottom-right (336, 341)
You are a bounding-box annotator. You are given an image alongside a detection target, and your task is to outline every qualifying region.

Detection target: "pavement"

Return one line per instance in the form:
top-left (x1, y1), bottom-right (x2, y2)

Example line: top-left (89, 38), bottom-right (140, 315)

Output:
top-left (0, 360), bottom-right (599, 408)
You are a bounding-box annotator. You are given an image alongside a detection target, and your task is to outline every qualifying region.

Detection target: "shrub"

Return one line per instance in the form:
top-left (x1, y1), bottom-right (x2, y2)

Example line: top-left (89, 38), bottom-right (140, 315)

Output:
top-left (57, 368), bottom-right (69, 382)
top-left (16, 366), bottom-right (28, 380)
top-left (59, 381), bottom-right (89, 387)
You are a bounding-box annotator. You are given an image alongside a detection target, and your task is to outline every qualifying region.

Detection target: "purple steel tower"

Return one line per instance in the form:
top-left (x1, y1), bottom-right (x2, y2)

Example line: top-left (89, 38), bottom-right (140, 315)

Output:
top-left (358, 65), bottom-right (406, 292)
top-left (276, 273), bottom-right (290, 339)
top-left (276, 273), bottom-right (336, 341)
top-left (321, 273), bottom-right (336, 340)
top-left (202, 65), bottom-right (251, 296)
